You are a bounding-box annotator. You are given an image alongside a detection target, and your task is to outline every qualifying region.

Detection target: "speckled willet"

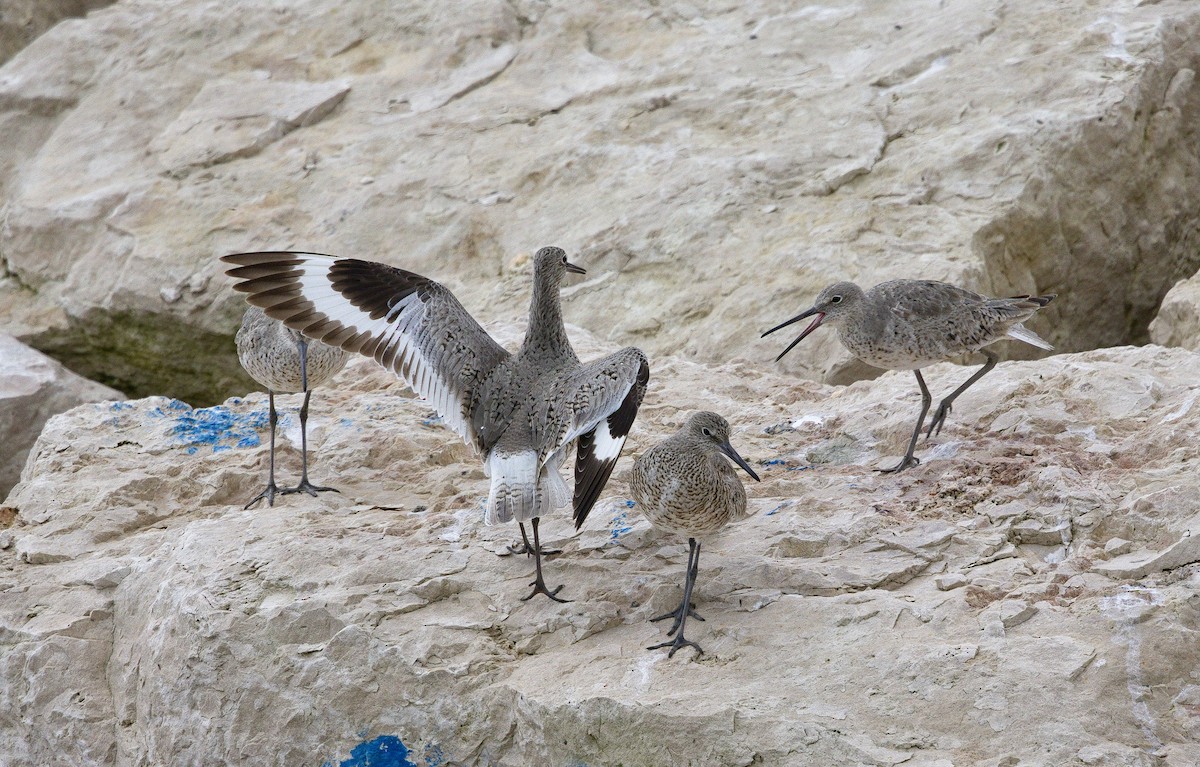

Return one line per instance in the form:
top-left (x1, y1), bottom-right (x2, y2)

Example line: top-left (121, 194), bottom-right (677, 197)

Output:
top-left (222, 247), bottom-right (649, 602)
top-left (235, 306), bottom-right (348, 509)
top-left (630, 412), bottom-right (760, 658)
top-left (763, 280), bottom-right (1055, 472)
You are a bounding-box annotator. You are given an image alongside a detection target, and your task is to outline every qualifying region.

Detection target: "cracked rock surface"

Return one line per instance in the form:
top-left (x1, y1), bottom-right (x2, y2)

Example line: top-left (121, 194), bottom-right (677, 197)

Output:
top-left (5, 0), bottom-right (1200, 765)
top-left (4, 329), bottom-right (1200, 765)
top-left (2, 0), bottom-right (1200, 401)
top-left (0, 334), bottom-right (121, 497)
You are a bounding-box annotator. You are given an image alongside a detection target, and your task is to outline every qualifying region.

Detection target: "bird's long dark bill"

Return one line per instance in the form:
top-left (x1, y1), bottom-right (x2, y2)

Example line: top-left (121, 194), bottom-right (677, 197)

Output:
top-left (565, 261), bottom-right (587, 275)
top-left (763, 308), bottom-right (825, 362)
top-left (720, 442), bottom-right (761, 482)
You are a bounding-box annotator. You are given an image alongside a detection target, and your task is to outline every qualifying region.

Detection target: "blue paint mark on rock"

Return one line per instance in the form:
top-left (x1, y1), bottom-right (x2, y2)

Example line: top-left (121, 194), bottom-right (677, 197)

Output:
top-left (102, 400), bottom-right (140, 427)
top-left (765, 500), bottom-right (794, 516)
top-left (610, 508), bottom-right (633, 542)
top-left (321, 736), bottom-right (418, 767)
top-left (147, 400), bottom-right (267, 454)
top-left (760, 458), bottom-right (812, 472)
top-left (422, 743), bottom-right (445, 767)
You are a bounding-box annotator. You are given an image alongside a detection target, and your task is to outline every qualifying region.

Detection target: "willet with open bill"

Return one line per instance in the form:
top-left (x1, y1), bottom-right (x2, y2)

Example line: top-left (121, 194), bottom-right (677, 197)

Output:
top-left (222, 247), bottom-right (649, 602)
top-left (235, 306), bottom-right (347, 509)
top-left (763, 280), bottom-right (1055, 473)
top-left (630, 411), bottom-right (760, 658)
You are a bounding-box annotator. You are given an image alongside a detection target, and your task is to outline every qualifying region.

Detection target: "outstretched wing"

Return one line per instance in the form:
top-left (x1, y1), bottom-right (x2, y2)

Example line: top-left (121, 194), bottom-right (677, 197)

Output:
top-left (528, 347), bottom-right (649, 530)
top-left (222, 251), bottom-right (509, 452)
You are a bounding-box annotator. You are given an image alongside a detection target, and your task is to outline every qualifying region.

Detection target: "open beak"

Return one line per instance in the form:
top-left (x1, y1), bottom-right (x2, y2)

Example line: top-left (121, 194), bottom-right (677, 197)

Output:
top-left (761, 307), bottom-right (825, 362)
top-left (565, 260), bottom-right (587, 275)
top-left (719, 441), bottom-right (761, 482)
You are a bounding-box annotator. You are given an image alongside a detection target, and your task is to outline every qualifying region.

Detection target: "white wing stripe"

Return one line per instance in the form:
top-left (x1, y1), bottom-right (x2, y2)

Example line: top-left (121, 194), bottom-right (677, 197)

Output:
top-left (226, 251), bottom-right (511, 454)
top-left (557, 379), bottom-right (635, 456)
top-left (262, 254), bottom-right (485, 448)
top-left (590, 421), bottom-right (625, 461)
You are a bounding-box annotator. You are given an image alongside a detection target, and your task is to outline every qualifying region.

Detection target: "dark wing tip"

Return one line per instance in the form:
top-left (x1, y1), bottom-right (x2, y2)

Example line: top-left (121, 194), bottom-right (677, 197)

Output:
top-left (328, 258), bottom-right (436, 321)
top-left (572, 357), bottom-right (650, 530)
top-left (220, 251), bottom-right (317, 267)
top-left (572, 429), bottom-right (611, 530)
top-left (1005, 293), bottom-right (1057, 308)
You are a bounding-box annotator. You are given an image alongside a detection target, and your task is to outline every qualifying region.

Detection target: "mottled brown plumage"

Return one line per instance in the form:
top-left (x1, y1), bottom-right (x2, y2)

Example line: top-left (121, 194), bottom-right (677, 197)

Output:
top-left (631, 412), bottom-right (760, 658)
top-left (764, 279), bottom-right (1056, 472)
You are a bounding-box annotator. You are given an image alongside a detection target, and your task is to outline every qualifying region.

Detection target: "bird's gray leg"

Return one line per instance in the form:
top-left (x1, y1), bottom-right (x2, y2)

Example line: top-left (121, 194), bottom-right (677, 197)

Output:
top-left (282, 340), bottom-right (340, 499)
top-left (648, 538), bottom-right (705, 658)
top-left (926, 349), bottom-right (998, 438)
top-left (244, 391), bottom-right (280, 509)
top-left (879, 370), bottom-right (931, 474)
top-left (509, 523), bottom-right (535, 556)
top-left (650, 537), bottom-right (705, 631)
top-left (520, 517), bottom-right (571, 603)
top-left (508, 521), bottom-right (563, 557)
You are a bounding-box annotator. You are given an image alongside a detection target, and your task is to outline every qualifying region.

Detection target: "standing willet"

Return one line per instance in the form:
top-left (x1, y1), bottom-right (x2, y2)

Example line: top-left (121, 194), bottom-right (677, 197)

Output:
top-left (630, 412), bottom-right (760, 658)
top-left (762, 280), bottom-right (1056, 472)
top-left (235, 306), bottom-right (348, 509)
top-left (222, 247), bottom-right (649, 602)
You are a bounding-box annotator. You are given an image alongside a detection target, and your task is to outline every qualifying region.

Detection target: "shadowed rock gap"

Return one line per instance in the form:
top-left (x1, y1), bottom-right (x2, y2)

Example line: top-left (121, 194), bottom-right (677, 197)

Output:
top-left (975, 15), bottom-right (1200, 354)
top-left (26, 310), bottom-right (257, 406)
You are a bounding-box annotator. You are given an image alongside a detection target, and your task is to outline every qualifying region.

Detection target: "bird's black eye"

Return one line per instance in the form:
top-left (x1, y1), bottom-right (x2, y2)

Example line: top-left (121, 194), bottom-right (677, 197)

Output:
top-left (830, 295), bottom-right (843, 304)
top-left (561, 254), bottom-right (568, 264)
top-left (702, 427), bottom-right (713, 437)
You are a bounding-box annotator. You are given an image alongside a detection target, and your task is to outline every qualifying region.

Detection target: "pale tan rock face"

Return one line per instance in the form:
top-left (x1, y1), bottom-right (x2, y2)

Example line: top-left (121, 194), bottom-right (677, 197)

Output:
top-left (0, 0), bottom-right (113, 66)
top-left (5, 0), bottom-right (1200, 764)
top-left (0, 334), bottom-right (121, 498)
top-left (1150, 274), bottom-right (1200, 350)
top-left (2, 0), bottom-right (1200, 402)
top-left (4, 331), bottom-right (1200, 765)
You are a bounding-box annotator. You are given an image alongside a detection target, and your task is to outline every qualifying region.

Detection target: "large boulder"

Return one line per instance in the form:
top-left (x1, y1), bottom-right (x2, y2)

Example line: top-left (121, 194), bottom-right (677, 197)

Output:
top-left (3, 330), bottom-right (1200, 765)
top-left (2, 0), bottom-right (1200, 402)
top-left (0, 333), bottom-right (121, 498)
top-left (1149, 271), bottom-right (1200, 351)
top-left (0, 0), bottom-right (113, 66)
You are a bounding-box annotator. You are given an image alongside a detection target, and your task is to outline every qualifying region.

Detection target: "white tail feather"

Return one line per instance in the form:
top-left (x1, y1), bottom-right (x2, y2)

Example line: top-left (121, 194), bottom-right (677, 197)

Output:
top-left (485, 452), bottom-right (539, 525)
top-left (541, 463), bottom-right (571, 510)
top-left (1006, 323), bottom-right (1053, 351)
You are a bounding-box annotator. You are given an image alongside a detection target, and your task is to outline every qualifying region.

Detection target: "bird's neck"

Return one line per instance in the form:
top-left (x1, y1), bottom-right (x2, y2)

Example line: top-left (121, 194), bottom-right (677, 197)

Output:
top-left (522, 275), bottom-right (574, 358)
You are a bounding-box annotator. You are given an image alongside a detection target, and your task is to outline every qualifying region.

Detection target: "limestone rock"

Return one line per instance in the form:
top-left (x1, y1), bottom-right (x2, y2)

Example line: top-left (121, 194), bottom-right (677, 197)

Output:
top-left (935, 573), bottom-right (967, 591)
top-left (151, 76), bottom-right (351, 175)
top-left (0, 334), bottom-right (121, 498)
top-left (1093, 527), bottom-right (1200, 579)
top-left (5, 339), bottom-right (1200, 763)
top-left (0, 0), bottom-right (113, 66)
top-left (5, 0), bottom-right (1200, 761)
top-left (1, 1), bottom-right (1200, 403)
top-left (1150, 273), bottom-right (1200, 350)
top-left (1105, 537), bottom-right (1135, 558)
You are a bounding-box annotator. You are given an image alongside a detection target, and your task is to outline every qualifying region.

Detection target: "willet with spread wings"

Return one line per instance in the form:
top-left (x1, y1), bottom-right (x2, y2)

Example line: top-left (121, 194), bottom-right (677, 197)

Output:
top-left (223, 247), bottom-right (649, 602)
